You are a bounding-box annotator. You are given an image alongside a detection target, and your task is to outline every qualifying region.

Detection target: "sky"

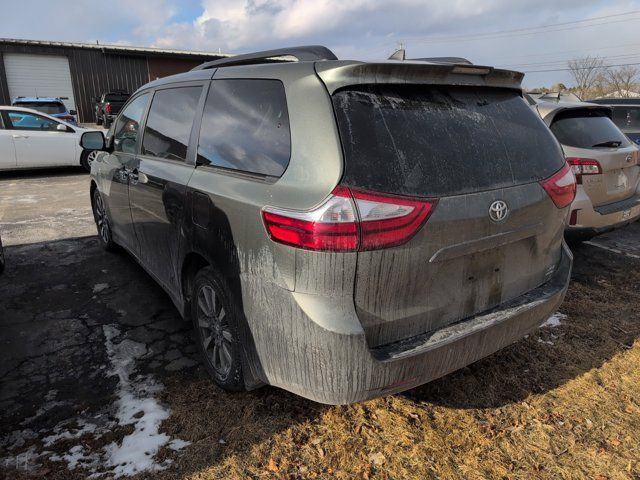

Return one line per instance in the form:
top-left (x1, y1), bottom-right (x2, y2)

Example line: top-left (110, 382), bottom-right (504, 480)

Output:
top-left (2, 0), bottom-right (640, 88)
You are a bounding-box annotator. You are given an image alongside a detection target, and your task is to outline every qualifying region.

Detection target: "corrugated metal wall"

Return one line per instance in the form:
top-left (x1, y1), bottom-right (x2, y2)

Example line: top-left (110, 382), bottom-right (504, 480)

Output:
top-left (0, 42), bottom-right (219, 123)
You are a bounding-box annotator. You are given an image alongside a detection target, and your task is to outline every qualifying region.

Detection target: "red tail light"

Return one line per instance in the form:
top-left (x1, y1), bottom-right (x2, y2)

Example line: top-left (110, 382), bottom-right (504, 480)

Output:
top-left (540, 163), bottom-right (576, 209)
top-left (262, 186), bottom-right (437, 252)
top-left (566, 157), bottom-right (602, 184)
top-left (105, 103), bottom-right (112, 114)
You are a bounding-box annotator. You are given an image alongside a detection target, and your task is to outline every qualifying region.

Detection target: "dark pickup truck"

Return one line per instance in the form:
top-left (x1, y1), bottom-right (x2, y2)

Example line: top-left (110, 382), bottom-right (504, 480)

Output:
top-left (94, 90), bottom-right (130, 128)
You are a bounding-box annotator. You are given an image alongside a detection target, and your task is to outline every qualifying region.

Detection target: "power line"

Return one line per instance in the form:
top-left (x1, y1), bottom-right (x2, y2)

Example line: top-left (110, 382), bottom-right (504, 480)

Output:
top-left (523, 61), bottom-right (640, 74)
top-left (501, 51), bottom-right (640, 68)
top-left (400, 10), bottom-right (640, 45)
top-left (409, 17), bottom-right (640, 46)
top-left (493, 41), bottom-right (640, 62)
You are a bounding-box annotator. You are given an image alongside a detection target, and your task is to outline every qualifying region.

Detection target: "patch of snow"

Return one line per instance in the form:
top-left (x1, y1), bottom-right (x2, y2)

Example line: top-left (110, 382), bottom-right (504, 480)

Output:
top-left (93, 283), bottom-right (109, 293)
top-left (42, 419), bottom-right (98, 447)
top-left (102, 324), bottom-right (189, 477)
top-left (537, 338), bottom-right (554, 345)
top-left (541, 312), bottom-right (567, 328)
top-left (168, 439), bottom-right (191, 451)
top-left (1, 446), bottom-right (42, 472)
top-left (4, 325), bottom-right (190, 477)
top-left (58, 445), bottom-right (100, 471)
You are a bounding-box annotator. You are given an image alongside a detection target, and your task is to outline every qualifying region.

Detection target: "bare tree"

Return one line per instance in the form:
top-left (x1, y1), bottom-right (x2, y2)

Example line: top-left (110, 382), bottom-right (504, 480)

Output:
top-left (605, 65), bottom-right (639, 97)
top-left (567, 56), bottom-right (605, 99)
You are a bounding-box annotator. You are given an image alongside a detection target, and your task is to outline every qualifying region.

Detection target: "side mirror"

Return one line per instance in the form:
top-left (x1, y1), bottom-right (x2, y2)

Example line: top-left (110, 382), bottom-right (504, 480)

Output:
top-left (69, 110), bottom-right (77, 116)
top-left (56, 124), bottom-right (68, 132)
top-left (80, 130), bottom-right (106, 151)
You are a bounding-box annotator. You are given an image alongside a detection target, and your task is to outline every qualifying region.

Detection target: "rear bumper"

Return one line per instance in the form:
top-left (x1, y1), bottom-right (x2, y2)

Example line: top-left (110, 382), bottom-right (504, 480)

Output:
top-left (248, 243), bottom-right (573, 404)
top-left (567, 189), bottom-right (640, 239)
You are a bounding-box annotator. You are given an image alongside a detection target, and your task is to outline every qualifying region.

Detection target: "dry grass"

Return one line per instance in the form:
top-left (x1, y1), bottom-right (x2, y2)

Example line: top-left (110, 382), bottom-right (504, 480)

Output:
top-left (148, 246), bottom-right (640, 480)
top-left (5, 245), bottom-right (640, 480)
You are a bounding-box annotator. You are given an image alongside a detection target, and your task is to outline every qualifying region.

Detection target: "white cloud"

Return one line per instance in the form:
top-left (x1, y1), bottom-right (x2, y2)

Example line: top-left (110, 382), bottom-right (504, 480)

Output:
top-left (3, 0), bottom-right (640, 87)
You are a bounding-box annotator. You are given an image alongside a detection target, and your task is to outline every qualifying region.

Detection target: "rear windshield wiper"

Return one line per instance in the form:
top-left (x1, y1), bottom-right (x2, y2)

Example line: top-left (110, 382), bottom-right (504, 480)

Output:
top-left (592, 140), bottom-right (622, 148)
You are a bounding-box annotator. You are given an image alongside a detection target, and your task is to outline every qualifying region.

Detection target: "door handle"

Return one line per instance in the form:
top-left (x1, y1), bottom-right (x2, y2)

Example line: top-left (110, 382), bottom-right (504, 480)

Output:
top-left (11, 134), bottom-right (29, 139)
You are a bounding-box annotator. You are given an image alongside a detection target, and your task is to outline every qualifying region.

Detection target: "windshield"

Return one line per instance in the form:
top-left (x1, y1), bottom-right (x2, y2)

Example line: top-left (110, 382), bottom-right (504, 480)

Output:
top-left (332, 85), bottom-right (565, 197)
top-left (610, 106), bottom-right (640, 132)
top-left (550, 109), bottom-right (631, 149)
top-left (14, 101), bottom-right (66, 115)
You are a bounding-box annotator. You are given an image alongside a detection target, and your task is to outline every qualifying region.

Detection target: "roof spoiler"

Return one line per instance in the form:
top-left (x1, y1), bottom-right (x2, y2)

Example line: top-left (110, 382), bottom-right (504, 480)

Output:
top-left (315, 61), bottom-right (523, 94)
top-left (192, 45), bottom-right (338, 70)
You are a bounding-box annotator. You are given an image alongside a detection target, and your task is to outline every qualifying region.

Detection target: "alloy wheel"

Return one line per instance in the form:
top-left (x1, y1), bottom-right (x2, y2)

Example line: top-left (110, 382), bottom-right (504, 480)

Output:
top-left (196, 284), bottom-right (234, 378)
top-left (87, 150), bottom-right (99, 169)
top-left (94, 192), bottom-right (110, 244)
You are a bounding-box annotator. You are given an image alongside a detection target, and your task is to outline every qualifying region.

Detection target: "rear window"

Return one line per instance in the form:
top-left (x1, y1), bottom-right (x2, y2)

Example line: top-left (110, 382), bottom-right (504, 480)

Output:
top-left (105, 93), bottom-right (130, 102)
top-left (14, 101), bottom-right (65, 114)
top-left (332, 85), bottom-right (564, 198)
top-left (611, 106), bottom-right (640, 131)
top-left (197, 79), bottom-right (291, 177)
top-left (550, 109), bottom-right (631, 149)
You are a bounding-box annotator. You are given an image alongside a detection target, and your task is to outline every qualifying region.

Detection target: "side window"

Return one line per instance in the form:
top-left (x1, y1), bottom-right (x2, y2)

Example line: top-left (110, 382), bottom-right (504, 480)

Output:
top-left (197, 79), bottom-right (291, 177)
top-left (142, 86), bottom-right (202, 162)
top-left (113, 93), bottom-right (149, 154)
top-left (7, 111), bottom-right (60, 131)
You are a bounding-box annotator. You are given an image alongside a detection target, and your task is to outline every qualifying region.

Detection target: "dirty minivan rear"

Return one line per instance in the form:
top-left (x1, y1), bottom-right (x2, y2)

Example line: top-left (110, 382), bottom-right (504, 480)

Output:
top-left (244, 60), bottom-right (574, 404)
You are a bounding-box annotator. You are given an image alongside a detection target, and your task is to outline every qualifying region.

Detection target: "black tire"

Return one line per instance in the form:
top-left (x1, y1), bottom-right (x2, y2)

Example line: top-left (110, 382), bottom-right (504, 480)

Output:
top-left (191, 266), bottom-right (245, 392)
top-left (103, 117), bottom-right (111, 129)
top-left (92, 189), bottom-right (117, 251)
top-left (96, 114), bottom-right (103, 126)
top-left (0, 237), bottom-right (4, 275)
top-left (80, 150), bottom-right (98, 172)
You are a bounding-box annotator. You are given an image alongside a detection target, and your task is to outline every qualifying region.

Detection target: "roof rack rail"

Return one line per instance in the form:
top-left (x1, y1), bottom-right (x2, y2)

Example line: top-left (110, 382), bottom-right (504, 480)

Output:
top-left (192, 45), bottom-right (338, 71)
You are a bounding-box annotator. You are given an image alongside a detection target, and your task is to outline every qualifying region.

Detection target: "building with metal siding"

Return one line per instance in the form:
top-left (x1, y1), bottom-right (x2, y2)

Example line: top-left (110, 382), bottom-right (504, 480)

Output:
top-left (0, 38), bottom-right (228, 123)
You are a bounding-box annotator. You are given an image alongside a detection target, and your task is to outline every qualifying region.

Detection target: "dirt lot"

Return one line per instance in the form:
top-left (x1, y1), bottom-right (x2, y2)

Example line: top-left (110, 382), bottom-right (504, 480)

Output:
top-left (1, 169), bottom-right (639, 480)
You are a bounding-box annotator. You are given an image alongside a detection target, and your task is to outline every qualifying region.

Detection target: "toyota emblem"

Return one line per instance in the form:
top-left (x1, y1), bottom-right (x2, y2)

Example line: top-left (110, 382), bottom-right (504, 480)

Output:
top-left (489, 200), bottom-right (509, 222)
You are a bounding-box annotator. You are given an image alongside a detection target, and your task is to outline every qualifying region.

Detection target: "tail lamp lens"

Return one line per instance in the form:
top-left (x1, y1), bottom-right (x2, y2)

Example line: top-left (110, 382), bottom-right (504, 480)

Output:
top-left (566, 157), bottom-right (602, 184)
top-left (105, 103), bottom-right (112, 114)
top-left (540, 163), bottom-right (577, 209)
top-left (262, 187), bottom-right (436, 252)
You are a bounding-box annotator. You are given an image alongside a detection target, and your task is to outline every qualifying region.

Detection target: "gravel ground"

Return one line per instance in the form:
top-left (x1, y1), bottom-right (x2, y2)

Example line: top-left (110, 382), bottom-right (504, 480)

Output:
top-left (0, 169), bottom-right (639, 479)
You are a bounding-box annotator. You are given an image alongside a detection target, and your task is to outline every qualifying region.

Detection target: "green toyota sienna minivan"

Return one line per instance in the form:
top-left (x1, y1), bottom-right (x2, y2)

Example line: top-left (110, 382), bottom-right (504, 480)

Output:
top-left (81, 46), bottom-right (575, 404)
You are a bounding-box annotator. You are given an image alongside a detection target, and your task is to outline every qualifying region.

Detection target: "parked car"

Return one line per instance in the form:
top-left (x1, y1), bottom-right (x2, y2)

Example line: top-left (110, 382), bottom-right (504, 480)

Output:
top-left (0, 234), bottom-right (4, 275)
top-left (535, 101), bottom-right (640, 242)
top-left (0, 106), bottom-right (99, 172)
top-left (82, 46), bottom-right (575, 405)
top-left (94, 90), bottom-right (130, 128)
top-left (12, 96), bottom-right (77, 124)
top-left (587, 98), bottom-right (640, 145)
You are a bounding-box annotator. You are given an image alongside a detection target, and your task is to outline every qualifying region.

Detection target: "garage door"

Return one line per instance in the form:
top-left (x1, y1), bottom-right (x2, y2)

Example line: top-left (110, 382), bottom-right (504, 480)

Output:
top-left (3, 53), bottom-right (76, 111)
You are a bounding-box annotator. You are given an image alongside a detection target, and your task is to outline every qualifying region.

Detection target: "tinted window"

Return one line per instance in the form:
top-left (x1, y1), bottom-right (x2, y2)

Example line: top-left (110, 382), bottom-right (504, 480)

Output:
top-left (14, 102), bottom-right (65, 114)
top-left (611, 106), bottom-right (640, 131)
top-left (7, 111), bottom-right (60, 131)
top-left (550, 109), bottom-right (631, 149)
top-left (142, 87), bottom-right (202, 162)
top-left (197, 79), bottom-right (290, 177)
top-left (105, 93), bottom-right (130, 102)
top-left (113, 93), bottom-right (149, 154)
top-left (332, 85), bottom-right (565, 197)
